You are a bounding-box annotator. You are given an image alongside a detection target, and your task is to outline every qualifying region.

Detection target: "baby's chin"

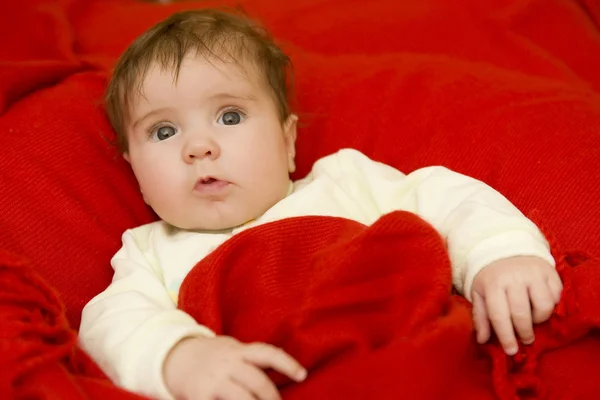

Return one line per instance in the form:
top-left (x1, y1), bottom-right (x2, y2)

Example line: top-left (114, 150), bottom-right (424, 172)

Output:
top-left (157, 193), bottom-right (286, 232)
top-left (166, 213), bottom-right (260, 233)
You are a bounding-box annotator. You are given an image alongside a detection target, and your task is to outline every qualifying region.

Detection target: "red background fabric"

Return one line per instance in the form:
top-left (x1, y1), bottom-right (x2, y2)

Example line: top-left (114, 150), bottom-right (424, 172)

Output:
top-left (0, 0), bottom-right (599, 399)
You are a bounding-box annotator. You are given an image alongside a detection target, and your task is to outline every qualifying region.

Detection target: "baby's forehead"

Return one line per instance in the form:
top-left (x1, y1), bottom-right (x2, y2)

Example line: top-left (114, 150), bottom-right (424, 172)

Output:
top-left (125, 53), bottom-right (269, 114)
top-left (157, 52), bottom-right (262, 86)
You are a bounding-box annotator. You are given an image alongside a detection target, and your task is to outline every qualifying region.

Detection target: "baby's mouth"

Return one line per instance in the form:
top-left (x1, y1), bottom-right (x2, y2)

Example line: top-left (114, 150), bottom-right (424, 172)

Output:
top-left (195, 177), bottom-right (230, 193)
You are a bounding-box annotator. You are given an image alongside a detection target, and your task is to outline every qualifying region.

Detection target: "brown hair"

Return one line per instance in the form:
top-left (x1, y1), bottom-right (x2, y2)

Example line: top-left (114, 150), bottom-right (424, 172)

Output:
top-left (105, 8), bottom-right (293, 152)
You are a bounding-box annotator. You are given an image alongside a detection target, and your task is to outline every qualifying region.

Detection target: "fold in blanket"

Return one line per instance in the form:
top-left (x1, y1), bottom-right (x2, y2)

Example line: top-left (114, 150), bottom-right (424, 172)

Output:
top-left (0, 251), bottom-right (147, 400)
top-left (179, 212), bottom-right (474, 399)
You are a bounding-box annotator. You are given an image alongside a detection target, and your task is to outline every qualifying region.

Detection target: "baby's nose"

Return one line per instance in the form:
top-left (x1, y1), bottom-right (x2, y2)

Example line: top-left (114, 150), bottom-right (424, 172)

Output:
top-left (183, 138), bottom-right (220, 162)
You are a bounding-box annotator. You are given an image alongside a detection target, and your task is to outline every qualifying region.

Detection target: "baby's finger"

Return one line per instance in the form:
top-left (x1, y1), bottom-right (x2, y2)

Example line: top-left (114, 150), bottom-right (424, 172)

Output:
top-left (547, 273), bottom-right (563, 304)
top-left (472, 292), bottom-right (491, 344)
top-left (232, 363), bottom-right (281, 400)
top-left (216, 380), bottom-right (255, 400)
top-left (243, 343), bottom-right (307, 382)
top-left (507, 286), bottom-right (534, 345)
top-left (529, 282), bottom-right (556, 324)
top-left (485, 288), bottom-right (518, 355)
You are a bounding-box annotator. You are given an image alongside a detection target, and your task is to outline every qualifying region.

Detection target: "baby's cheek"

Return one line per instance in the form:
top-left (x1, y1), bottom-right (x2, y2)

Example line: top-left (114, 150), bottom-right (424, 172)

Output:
top-left (137, 170), bottom-right (181, 209)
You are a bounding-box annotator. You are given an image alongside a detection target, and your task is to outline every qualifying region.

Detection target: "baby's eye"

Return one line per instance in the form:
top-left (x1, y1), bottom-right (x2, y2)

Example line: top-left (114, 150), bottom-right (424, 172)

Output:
top-left (151, 125), bottom-right (177, 141)
top-left (218, 110), bottom-right (245, 126)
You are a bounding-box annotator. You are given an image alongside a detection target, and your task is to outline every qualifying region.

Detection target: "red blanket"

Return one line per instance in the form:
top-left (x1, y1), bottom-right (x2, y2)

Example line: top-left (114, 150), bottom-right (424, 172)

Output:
top-left (0, 252), bottom-right (147, 400)
top-left (3, 213), bottom-right (599, 399)
top-left (2, 0), bottom-right (600, 330)
top-left (179, 212), bottom-right (473, 400)
top-left (178, 212), bottom-right (600, 400)
top-left (1, 0), bottom-right (600, 399)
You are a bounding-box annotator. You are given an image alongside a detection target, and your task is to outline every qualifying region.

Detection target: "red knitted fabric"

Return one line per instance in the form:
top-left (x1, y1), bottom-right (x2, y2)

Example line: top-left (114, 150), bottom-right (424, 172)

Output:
top-left (1, 213), bottom-right (599, 399)
top-left (0, 251), bottom-right (148, 400)
top-left (178, 213), bottom-right (600, 400)
top-left (0, 0), bottom-right (599, 398)
top-left (179, 212), bottom-right (473, 399)
top-left (1, 0), bottom-right (599, 331)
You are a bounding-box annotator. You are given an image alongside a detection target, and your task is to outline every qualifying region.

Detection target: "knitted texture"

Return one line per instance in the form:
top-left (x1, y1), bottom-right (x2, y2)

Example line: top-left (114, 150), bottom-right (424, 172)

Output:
top-left (1, 213), bottom-right (599, 399)
top-left (1, 0), bottom-right (599, 330)
top-left (179, 213), bottom-right (600, 400)
top-left (0, 0), bottom-right (599, 398)
top-left (0, 251), bottom-right (148, 400)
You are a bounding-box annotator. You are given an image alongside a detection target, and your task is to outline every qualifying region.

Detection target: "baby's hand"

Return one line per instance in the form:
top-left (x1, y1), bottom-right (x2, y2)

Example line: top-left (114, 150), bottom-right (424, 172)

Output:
top-left (470, 256), bottom-right (562, 355)
top-left (164, 336), bottom-right (307, 400)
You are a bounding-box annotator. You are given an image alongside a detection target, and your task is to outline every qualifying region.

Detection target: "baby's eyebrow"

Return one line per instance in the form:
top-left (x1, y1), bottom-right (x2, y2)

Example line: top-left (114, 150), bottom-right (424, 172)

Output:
top-left (208, 92), bottom-right (258, 102)
top-left (132, 107), bottom-right (172, 129)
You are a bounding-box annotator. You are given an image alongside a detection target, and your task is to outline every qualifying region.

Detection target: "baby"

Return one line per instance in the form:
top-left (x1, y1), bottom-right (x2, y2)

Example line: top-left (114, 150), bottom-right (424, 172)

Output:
top-left (79, 8), bottom-right (563, 400)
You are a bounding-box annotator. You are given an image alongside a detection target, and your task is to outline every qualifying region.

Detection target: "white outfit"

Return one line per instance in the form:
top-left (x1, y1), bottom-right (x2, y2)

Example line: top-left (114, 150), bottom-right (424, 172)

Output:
top-left (79, 148), bottom-right (555, 399)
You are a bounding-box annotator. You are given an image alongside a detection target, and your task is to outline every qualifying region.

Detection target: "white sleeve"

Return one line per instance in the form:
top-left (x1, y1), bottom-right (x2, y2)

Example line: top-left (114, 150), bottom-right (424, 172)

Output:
top-left (79, 230), bottom-right (215, 400)
top-left (322, 149), bottom-right (555, 300)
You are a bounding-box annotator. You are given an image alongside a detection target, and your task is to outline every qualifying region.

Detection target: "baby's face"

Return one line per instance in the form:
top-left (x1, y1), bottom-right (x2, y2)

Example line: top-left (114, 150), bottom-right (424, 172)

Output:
top-left (124, 53), bottom-right (297, 230)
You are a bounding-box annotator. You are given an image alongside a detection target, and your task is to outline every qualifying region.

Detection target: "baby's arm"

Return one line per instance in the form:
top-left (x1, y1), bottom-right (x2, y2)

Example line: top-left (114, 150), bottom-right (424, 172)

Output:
top-left (323, 149), bottom-right (555, 295)
top-left (79, 229), bottom-right (305, 400)
top-left (79, 229), bottom-right (214, 399)
top-left (319, 149), bottom-right (561, 353)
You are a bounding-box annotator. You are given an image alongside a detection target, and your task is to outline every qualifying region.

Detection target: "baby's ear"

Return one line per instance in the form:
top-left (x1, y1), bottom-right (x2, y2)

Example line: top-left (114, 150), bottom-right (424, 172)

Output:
top-left (284, 114), bottom-right (298, 173)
